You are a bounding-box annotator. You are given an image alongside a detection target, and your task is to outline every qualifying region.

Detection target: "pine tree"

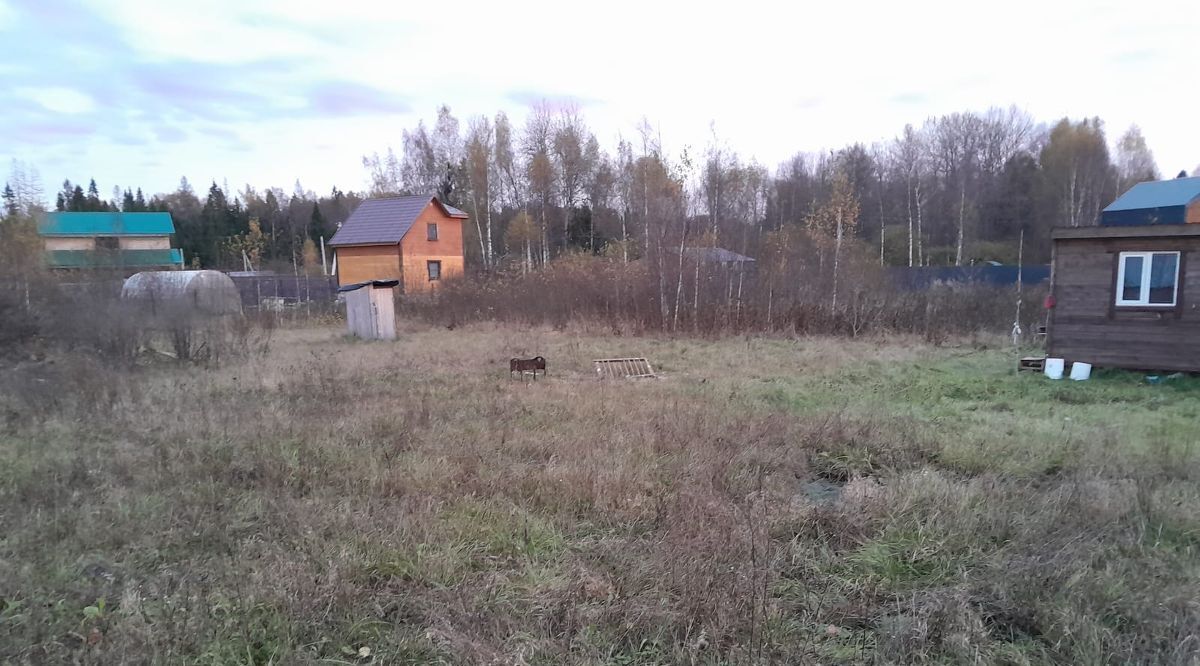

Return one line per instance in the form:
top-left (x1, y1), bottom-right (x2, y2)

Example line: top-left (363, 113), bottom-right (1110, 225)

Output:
top-left (3, 183), bottom-right (17, 218)
top-left (86, 179), bottom-right (102, 211)
top-left (134, 188), bottom-right (147, 211)
top-left (122, 188), bottom-right (136, 212)
top-left (70, 185), bottom-right (86, 212)
top-left (309, 203), bottom-right (326, 242)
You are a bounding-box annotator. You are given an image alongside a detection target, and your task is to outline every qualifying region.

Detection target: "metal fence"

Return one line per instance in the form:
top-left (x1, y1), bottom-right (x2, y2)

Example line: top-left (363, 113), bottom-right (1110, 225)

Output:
top-left (887, 265), bottom-right (1050, 290)
top-left (227, 274), bottom-right (339, 309)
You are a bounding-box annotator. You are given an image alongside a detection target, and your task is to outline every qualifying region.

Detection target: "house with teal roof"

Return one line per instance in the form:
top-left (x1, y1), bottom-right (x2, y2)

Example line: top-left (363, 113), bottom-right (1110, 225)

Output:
top-left (38, 212), bottom-right (184, 270)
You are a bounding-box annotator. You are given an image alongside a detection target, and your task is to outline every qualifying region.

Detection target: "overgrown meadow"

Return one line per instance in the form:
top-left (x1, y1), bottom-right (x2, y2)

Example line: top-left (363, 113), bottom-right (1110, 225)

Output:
top-left (2, 322), bottom-right (1198, 664)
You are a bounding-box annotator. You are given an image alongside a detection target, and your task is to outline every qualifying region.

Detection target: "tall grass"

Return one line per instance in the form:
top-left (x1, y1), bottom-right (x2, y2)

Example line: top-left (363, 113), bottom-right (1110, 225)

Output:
top-left (1, 325), bottom-right (1196, 664)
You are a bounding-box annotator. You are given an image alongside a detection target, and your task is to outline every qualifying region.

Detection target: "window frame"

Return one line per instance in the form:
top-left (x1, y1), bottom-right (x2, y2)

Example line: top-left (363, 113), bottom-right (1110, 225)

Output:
top-left (1115, 251), bottom-right (1180, 307)
top-left (427, 259), bottom-right (441, 281)
top-left (426, 223), bottom-right (438, 241)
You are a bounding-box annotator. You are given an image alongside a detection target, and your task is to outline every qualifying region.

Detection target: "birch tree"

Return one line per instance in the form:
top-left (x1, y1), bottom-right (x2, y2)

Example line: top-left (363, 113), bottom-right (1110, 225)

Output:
top-left (465, 116), bottom-right (495, 267)
top-left (809, 171), bottom-right (859, 310)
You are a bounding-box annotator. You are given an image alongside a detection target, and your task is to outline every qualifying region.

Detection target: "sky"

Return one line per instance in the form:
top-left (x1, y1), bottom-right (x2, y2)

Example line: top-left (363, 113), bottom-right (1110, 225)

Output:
top-left (2, 0), bottom-right (1197, 202)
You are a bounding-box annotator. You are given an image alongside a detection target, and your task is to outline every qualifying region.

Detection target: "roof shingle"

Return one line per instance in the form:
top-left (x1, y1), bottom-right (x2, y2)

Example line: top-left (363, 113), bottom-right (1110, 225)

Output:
top-left (328, 195), bottom-right (467, 247)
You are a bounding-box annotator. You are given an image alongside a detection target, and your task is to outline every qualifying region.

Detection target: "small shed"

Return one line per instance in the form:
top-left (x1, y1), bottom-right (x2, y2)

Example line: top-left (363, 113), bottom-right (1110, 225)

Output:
top-left (121, 270), bottom-right (242, 315)
top-left (1046, 177), bottom-right (1200, 372)
top-left (339, 279), bottom-right (397, 340)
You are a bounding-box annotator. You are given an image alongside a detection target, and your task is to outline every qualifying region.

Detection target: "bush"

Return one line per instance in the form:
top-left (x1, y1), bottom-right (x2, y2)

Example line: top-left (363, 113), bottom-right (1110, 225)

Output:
top-left (403, 250), bottom-right (1046, 340)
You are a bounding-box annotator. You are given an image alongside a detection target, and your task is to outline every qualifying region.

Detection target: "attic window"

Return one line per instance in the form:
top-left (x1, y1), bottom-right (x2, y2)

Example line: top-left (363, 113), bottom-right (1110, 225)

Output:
top-left (427, 223), bottom-right (438, 241)
top-left (1116, 251), bottom-right (1179, 307)
top-left (96, 237), bottom-right (119, 250)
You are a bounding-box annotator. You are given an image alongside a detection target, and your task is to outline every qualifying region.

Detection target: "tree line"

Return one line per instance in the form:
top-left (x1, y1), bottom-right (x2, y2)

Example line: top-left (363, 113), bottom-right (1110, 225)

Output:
top-left (366, 104), bottom-right (1176, 269)
top-left (2, 104), bottom-right (1186, 275)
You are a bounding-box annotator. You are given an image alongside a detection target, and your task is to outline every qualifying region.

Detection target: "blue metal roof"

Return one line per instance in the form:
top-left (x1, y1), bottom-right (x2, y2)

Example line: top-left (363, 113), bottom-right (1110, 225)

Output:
top-left (1103, 177), bottom-right (1200, 212)
top-left (39, 212), bottom-right (176, 236)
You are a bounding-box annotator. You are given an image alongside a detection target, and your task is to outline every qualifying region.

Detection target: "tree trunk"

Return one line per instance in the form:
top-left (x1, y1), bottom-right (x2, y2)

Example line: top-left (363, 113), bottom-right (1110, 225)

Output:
top-left (906, 175), bottom-right (914, 267)
top-left (484, 182), bottom-right (493, 269)
top-left (471, 190), bottom-right (486, 267)
top-left (915, 180), bottom-right (924, 266)
top-left (621, 209), bottom-right (629, 263)
top-left (832, 213), bottom-right (843, 311)
top-left (955, 181), bottom-right (965, 266)
top-left (673, 220), bottom-right (688, 332)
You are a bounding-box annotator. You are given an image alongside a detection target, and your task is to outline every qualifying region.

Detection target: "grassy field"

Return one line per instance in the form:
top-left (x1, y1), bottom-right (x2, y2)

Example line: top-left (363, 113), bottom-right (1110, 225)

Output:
top-left (2, 322), bottom-right (1199, 664)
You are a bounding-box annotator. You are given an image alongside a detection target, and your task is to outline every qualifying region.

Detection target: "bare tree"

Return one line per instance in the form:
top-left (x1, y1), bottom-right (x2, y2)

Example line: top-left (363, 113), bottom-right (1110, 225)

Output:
top-left (1114, 124), bottom-right (1159, 195)
top-left (809, 171), bottom-right (860, 310)
top-left (552, 107), bottom-right (594, 251)
top-left (465, 116), bottom-right (495, 267)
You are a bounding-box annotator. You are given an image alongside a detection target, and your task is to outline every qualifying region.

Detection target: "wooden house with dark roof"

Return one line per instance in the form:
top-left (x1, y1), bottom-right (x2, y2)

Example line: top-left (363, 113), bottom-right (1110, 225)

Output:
top-left (328, 195), bottom-right (468, 293)
top-left (1046, 176), bottom-right (1200, 371)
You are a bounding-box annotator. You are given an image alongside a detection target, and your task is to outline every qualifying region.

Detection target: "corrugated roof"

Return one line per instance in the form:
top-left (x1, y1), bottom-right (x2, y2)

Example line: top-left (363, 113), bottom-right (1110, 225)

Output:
top-left (1103, 177), bottom-right (1200, 212)
top-left (328, 195), bottom-right (468, 247)
top-left (39, 212), bottom-right (176, 236)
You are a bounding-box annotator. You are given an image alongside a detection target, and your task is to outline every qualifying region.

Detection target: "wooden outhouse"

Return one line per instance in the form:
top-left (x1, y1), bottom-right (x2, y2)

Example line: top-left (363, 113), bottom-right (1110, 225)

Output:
top-left (1046, 177), bottom-right (1200, 371)
top-left (339, 279), bottom-right (398, 341)
top-left (328, 195), bottom-right (468, 294)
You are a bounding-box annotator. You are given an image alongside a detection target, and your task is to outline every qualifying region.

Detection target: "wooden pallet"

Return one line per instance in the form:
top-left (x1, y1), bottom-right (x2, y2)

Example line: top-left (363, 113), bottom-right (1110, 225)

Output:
top-left (1018, 356), bottom-right (1046, 372)
top-left (593, 357), bottom-right (656, 379)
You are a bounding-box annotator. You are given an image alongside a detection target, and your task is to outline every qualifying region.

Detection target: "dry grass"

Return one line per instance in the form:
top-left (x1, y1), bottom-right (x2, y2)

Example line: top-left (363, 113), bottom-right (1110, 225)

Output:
top-left (2, 322), bottom-right (1198, 664)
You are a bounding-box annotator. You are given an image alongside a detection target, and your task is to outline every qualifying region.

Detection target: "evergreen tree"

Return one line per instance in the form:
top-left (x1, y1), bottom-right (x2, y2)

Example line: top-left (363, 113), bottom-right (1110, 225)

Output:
top-left (309, 202), bottom-right (327, 242)
top-left (86, 179), bottom-right (102, 211)
top-left (122, 188), bottom-right (136, 212)
top-left (70, 185), bottom-right (86, 212)
top-left (135, 188), bottom-right (147, 211)
top-left (59, 180), bottom-right (74, 211)
top-left (3, 183), bottom-right (17, 218)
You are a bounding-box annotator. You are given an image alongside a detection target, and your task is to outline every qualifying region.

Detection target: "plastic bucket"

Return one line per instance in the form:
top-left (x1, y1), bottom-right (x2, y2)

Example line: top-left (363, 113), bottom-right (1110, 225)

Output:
top-left (1044, 358), bottom-right (1065, 380)
top-left (1069, 362), bottom-right (1092, 381)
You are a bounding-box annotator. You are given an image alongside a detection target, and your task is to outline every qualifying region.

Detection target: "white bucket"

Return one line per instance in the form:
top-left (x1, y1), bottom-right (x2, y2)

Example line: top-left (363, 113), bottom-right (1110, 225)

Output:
top-left (1069, 362), bottom-right (1092, 381)
top-left (1044, 358), bottom-right (1065, 380)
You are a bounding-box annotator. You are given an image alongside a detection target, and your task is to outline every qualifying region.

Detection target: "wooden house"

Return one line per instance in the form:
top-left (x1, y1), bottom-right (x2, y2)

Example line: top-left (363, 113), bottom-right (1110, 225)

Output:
top-left (38, 212), bottom-right (184, 271)
top-left (328, 195), bottom-right (468, 293)
top-left (1046, 177), bottom-right (1200, 371)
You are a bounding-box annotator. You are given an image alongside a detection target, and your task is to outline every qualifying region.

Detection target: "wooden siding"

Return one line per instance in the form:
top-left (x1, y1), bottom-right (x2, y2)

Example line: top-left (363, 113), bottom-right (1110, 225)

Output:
top-left (399, 203), bottom-right (465, 293)
top-left (44, 237), bottom-right (94, 250)
top-left (335, 244), bottom-right (401, 286)
top-left (119, 236), bottom-right (171, 250)
top-left (1188, 201), bottom-right (1200, 225)
top-left (1047, 236), bottom-right (1200, 371)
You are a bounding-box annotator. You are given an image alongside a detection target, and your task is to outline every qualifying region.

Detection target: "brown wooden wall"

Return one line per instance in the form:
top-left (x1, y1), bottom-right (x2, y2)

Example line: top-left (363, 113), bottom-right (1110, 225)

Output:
top-left (399, 204), bottom-right (465, 293)
top-left (335, 244), bottom-right (401, 286)
top-left (1187, 201), bottom-right (1200, 225)
top-left (1048, 237), bottom-right (1200, 371)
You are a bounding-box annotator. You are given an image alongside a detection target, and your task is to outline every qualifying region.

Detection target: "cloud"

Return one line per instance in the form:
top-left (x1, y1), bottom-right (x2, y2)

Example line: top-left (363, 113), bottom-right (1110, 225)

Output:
top-left (154, 125), bottom-right (188, 143)
top-left (306, 81), bottom-right (411, 117)
top-left (0, 0), bottom-right (15, 29)
top-left (890, 92), bottom-right (930, 105)
top-left (15, 86), bottom-right (96, 113)
top-left (506, 90), bottom-right (603, 110)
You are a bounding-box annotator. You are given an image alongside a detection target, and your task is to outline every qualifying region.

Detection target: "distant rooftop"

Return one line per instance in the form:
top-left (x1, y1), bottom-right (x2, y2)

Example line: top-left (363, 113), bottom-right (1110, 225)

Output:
top-left (684, 247), bottom-right (756, 263)
top-left (39, 212), bottom-right (176, 237)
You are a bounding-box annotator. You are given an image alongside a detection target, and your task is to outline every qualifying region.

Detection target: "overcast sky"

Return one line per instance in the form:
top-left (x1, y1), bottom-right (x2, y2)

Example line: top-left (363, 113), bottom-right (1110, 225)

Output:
top-left (2, 0), bottom-right (1197, 200)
